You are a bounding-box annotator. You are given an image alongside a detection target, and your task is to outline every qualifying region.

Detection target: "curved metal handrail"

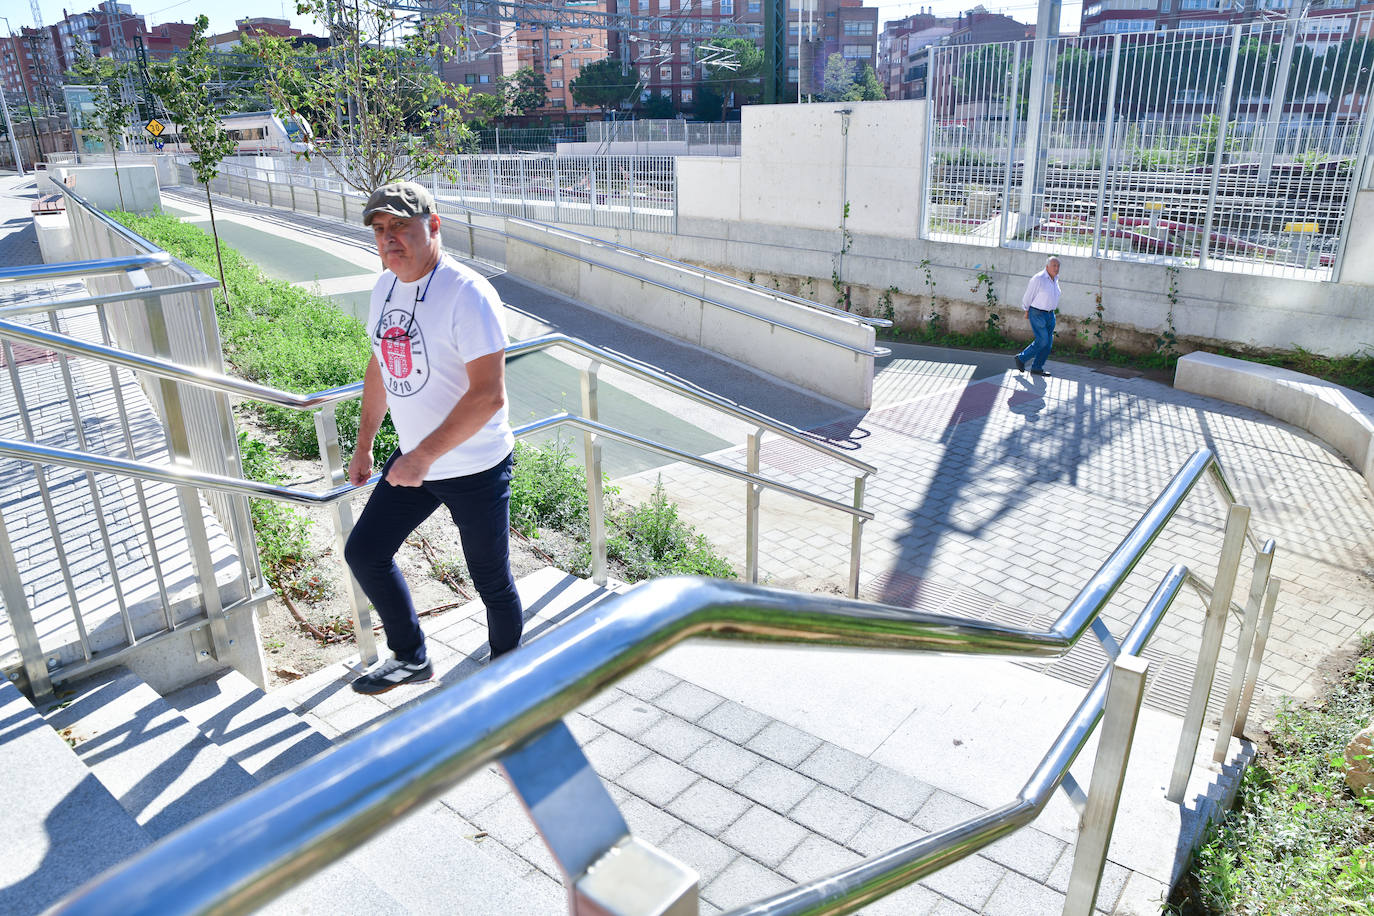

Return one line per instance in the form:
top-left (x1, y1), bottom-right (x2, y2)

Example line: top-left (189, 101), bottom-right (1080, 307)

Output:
top-left (50, 448), bottom-right (1228, 916)
top-left (0, 318), bottom-right (875, 474)
top-left (0, 253), bottom-right (172, 283)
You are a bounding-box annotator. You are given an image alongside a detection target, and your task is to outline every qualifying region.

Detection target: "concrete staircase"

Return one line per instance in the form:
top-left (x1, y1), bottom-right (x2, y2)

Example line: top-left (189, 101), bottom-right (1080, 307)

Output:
top-left (0, 567), bottom-right (604, 915)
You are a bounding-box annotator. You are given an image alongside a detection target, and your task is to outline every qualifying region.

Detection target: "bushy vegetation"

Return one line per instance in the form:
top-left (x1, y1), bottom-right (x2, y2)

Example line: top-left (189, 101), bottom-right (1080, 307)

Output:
top-left (1171, 634), bottom-right (1374, 915)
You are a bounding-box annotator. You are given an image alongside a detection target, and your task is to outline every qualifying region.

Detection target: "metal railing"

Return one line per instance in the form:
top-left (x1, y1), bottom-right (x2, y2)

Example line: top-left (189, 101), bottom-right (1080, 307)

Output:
top-left (0, 192), bottom-right (266, 701)
top-left (187, 163), bottom-right (889, 359)
top-left (48, 447), bottom-right (1280, 916)
top-left (0, 293), bottom-right (876, 698)
top-left (213, 152), bottom-right (680, 234)
top-left (924, 15), bottom-right (1374, 280)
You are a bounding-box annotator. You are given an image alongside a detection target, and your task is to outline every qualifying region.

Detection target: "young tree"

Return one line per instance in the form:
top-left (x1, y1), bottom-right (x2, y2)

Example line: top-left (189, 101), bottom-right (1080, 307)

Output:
top-left (820, 53), bottom-right (858, 103)
top-left (70, 42), bottom-right (135, 210)
top-left (570, 58), bottom-right (639, 116)
top-left (698, 38), bottom-right (763, 116)
top-left (694, 81), bottom-right (725, 122)
top-left (242, 0), bottom-right (471, 194)
top-left (642, 92), bottom-right (676, 119)
top-left (151, 15), bottom-right (237, 310)
top-left (857, 64), bottom-right (885, 102)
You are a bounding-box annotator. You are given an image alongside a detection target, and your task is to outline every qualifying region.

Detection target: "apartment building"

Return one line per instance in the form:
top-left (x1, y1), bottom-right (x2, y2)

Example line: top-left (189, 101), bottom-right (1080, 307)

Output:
top-left (1081, 0), bottom-right (1374, 35)
top-left (878, 10), bottom-right (955, 99)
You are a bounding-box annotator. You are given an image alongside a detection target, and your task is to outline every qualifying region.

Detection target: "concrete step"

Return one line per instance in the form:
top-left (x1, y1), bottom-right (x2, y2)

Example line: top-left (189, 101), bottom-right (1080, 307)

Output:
top-left (165, 669), bottom-right (334, 782)
top-left (42, 666), bottom-right (263, 841)
top-left (0, 678), bottom-right (151, 915)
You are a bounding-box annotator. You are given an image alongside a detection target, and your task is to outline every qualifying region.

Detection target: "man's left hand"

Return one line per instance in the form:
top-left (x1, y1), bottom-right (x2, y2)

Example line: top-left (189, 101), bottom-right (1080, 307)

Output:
top-left (385, 451), bottom-right (432, 487)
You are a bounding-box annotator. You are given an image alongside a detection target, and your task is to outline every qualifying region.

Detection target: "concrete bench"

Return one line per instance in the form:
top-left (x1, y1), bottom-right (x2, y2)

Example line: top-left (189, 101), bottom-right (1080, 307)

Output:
top-left (1175, 351), bottom-right (1374, 494)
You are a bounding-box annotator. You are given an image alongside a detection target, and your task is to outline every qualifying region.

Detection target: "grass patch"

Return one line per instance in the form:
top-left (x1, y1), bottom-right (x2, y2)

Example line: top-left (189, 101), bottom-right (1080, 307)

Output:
top-left (1170, 634), bottom-right (1374, 915)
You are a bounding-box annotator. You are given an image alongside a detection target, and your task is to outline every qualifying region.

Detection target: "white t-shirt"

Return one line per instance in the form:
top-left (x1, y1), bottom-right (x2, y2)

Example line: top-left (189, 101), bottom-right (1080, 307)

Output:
top-left (367, 254), bottom-right (513, 480)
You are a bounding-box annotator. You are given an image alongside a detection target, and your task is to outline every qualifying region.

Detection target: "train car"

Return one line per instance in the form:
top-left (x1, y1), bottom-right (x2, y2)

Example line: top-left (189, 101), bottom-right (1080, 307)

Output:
top-left (163, 111), bottom-right (311, 155)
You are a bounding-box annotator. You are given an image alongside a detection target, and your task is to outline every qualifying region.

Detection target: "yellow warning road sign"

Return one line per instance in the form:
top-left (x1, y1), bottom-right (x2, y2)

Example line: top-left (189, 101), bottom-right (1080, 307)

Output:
top-left (145, 119), bottom-right (165, 138)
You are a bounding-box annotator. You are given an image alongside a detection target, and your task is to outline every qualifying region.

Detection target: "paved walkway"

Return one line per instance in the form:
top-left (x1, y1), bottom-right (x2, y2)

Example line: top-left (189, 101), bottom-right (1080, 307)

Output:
top-left (8, 172), bottom-right (1372, 914)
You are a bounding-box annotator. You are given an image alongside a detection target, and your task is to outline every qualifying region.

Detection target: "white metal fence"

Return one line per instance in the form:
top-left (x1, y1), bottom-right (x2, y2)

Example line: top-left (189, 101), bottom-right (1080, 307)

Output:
top-left (213, 153), bottom-right (677, 233)
top-left (435, 155), bottom-right (677, 233)
top-left (925, 16), bottom-right (1374, 280)
top-left (586, 119), bottom-right (741, 147)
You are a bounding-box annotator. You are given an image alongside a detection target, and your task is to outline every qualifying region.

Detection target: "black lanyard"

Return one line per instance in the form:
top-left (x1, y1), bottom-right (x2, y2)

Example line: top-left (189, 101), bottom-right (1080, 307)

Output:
top-left (375, 261), bottom-right (440, 342)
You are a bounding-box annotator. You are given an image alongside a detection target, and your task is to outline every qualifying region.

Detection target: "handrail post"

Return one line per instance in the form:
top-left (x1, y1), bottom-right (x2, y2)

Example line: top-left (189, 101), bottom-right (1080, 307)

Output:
top-left (1213, 539), bottom-right (1275, 761)
top-left (467, 210), bottom-right (476, 261)
top-left (0, 502), bottom-right (53, 702)
top-left (581, 362), bottom-right (607, 587)
top-left (1064, 653), bottom-right (1149, 916)
top-left (144, 295), bottom-right (233, 661)
top-left (314, 405), bottom-right (378, 666)
top-left (1169, 503), bottom-right (1249, 802)
top-left (745, 428), bottom-right (763, 585)
top-left (1234, 578), bottom-right (1281, 740)
top-left (849, 474), bottom-right (867, 599)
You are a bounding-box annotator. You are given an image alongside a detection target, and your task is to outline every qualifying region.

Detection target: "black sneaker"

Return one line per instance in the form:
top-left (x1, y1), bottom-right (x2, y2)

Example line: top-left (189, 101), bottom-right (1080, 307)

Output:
top-left (1031, 369), bottom-right (1052, 377)
top-left (1014, 356), bottom-right (1026, 372)
top-left (351, 657), bottom-right (433, 695)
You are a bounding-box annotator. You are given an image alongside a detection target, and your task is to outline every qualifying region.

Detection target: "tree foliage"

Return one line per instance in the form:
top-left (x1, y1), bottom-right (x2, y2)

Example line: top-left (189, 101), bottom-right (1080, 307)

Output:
top-left (642, 92), bottom-right (676, 119)
top-left (698, 38), bottom-right (763, 113)
top-left (570, 57), bottom-right (638, 114)
top-left (150, 15), bottom-right (238, 308)
top-left (471, 66), bottom-right (549, 127)
top-left (820, 53), bottom-right (857, 102)
top-left (241, 0), bottom-right (471, 194)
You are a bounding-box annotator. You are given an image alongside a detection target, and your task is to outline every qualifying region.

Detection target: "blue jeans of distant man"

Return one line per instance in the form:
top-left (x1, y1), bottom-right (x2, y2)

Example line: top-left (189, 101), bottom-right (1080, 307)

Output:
top-left (344, 450), bottom-right (523, 665)
top-left (1017, 307), bottom-right (1056, 371)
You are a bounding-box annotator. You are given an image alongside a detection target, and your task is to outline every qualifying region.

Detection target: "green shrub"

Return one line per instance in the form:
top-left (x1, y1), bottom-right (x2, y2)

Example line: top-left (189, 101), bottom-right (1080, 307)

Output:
top-left (606, 480), bottom-right (735, 581)
top-left (1174, 635), bottom-right (1374, 915)
top-left (509, 439), bottom-right (596, 538)
top-left (236, 429), bottom-right (313, 588)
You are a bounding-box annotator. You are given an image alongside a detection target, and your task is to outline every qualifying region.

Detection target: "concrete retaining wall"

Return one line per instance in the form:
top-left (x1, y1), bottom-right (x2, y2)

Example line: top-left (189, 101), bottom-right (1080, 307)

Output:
top-left (50, 164), bottom-right (160, 214)
top-left (503, 219), bottom-right (876, 408)
top-left (1175, 351), bottom-right (1374, 493)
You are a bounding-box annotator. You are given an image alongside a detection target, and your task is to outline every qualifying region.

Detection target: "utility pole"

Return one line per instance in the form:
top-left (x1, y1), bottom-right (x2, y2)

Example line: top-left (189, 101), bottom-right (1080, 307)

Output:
top-left (1017, 0), bottom-right (1061, 236)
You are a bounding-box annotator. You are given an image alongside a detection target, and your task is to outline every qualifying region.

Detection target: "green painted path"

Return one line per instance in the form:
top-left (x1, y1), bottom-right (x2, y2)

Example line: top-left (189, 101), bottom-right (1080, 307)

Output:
top-left (188, 219), bottom-right (364, 283)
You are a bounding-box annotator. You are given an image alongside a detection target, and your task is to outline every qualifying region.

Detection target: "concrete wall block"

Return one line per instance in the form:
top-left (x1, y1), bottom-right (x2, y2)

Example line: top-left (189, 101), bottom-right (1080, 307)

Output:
top-left (1176, 352), bottom-right (1374, 494)
top-left (678, 158), bottom-right (742, 222)
top-left (52, 164), bottom-right (160, 214)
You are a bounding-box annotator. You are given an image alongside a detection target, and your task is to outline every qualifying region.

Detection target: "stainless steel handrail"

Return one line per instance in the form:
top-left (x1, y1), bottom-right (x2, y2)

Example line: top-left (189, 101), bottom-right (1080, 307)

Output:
top-left (0, 415), bottom-right (875, 522)
top-left (191, 173), bottom-right (885, 357)
top-left (49, 448), bottom-right (1233, 916)
top-left (495, 213), bottom-right (893, 329)
top-left (0, 280), bottom-right (220, 318)
top-left (0, 252), bottom-right (172, 283)
top-left (0, 318), bottom-right (875, 474)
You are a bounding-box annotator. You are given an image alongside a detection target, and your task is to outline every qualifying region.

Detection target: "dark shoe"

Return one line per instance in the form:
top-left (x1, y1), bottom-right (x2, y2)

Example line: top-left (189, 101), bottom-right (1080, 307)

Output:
top-left (351, 657), bottom-right (433, 694)
top-left (1014, 356), bottom-right (1026, 372)
top-left (1031, 369), bottom-right (1052, 377)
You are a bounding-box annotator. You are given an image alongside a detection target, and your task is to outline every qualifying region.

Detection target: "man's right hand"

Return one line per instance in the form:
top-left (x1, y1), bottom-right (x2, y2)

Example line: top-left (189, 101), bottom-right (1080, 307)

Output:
top-left (347, 447), bottom-right (374, 487)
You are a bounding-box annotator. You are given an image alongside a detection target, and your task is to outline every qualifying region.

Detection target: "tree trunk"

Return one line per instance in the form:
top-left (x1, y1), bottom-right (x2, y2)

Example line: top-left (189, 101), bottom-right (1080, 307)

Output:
top-left (205, 181), bottom-right (231, 313)
top-left (111, 140), bottom-right (126, 211)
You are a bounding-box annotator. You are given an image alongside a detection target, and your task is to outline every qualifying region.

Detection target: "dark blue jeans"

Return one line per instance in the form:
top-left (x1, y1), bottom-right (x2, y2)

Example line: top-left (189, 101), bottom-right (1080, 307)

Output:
top-left (1017, 307), bottom-right (1056, 371)
top-left (344, 450), bottom-right (523, 664)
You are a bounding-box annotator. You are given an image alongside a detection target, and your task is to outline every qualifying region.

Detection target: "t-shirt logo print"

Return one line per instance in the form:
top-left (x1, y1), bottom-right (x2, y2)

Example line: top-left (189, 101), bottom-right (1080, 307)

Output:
top-left (375, 309), bottom-right (429, 396)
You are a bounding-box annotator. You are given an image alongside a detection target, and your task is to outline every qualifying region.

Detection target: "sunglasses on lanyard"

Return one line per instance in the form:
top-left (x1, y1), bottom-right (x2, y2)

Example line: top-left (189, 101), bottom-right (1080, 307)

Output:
top-left (373, 262), bottom-right (441, 345)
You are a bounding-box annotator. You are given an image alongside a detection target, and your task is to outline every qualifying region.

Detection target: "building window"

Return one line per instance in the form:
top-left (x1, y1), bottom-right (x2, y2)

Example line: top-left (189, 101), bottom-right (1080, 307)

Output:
top-left (700, 0), bottom-right (713, 11)
top-left (549, 38), bottom-right (563, 49)
top-left (481, 74), bottom-right (491, 82)
top-left (552, 78), bottom-right (564, 87)
top-left (641, 66), bottom-right (652, 80)
top-left (552, 98), bottom-right (566, 107)
top-left (842, 21), bottom-right (875, 35)
top-left (582, 37), bottom-right (593, 47)
top-left (842, 44), bottom-right (871, 59)
top-left (682, 88), bottom-right (693, 103)
top-left (721, 0), bottom-right (733, 13)
top-left (464, 73), bottom-right (479, 83)
top-left (788, 66), bottom-right (799, 80)
top-left (788, 45), bottom-right (798, 59)
top-left (660, 65), bottom-right (672, 79)
top-left (748, 0), bottom-right (761, 11)
top-left (681, 65), bottom-right (692, 79)
top-left (551, 58), bottom-right (563, 69)
top-left (659, 0), bottom-right (672, 9)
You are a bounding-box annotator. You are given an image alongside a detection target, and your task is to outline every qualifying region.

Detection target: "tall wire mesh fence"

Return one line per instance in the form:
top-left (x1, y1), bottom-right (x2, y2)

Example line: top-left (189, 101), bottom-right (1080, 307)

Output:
top-left (925, 16), bottom-right (1374, 280)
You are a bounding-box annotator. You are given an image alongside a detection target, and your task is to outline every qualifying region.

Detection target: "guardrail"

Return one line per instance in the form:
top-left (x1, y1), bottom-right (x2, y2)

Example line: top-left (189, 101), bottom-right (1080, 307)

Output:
top-left (0, 305), bottom-right (876, 700)
top-left (47, 446), bottom-right (1279, 916)
top-left (185, 163), bottom-right (885, 407)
